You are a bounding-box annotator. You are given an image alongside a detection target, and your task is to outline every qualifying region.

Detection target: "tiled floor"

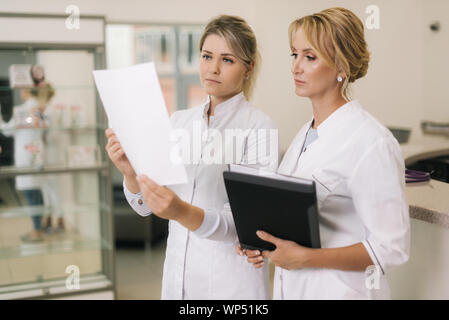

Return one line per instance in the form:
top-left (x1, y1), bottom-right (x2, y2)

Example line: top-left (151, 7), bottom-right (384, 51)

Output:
top-left (114, 240), bottom-right (275, 300)
top-left (115, 242), bottom-right (166, 300)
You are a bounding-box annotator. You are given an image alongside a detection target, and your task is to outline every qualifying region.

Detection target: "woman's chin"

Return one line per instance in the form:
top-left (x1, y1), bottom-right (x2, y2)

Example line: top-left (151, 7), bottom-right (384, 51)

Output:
top-left (203, 87), bottom-right (221, 97)
top-left (295, 88), bottom-right (309, 97)
top-left (204, 88), bottom-right (237, 99)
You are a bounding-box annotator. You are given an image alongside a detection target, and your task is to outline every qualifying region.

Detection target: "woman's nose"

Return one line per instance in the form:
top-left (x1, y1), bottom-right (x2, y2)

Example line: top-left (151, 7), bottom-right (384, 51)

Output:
top-left (292, 58), bottom-right (302, 74)
top-left (209, 59), bottom-right (220, 75)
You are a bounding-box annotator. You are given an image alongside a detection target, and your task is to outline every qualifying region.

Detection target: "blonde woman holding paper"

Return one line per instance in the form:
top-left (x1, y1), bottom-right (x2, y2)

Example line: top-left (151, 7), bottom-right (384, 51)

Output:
top-left (105, 15), bottom-right (278, 300)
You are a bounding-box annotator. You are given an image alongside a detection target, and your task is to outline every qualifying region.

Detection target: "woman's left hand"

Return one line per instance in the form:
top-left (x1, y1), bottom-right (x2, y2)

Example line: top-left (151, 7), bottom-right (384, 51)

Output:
top-left (257, 230), bottom-right (313, 270)
top-left (136, 174), bottom-right (187, 221)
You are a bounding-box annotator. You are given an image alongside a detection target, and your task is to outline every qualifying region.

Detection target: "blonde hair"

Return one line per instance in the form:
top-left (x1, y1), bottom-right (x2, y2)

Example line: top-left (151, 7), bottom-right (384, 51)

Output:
top-left (289, 7), bottom-right (370, 101)
top-left (199, 15), bottom-right (260, 100)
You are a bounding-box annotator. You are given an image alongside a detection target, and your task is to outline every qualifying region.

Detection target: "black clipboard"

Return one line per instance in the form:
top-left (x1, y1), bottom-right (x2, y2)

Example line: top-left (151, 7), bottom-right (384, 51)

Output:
top-left (223, 169), bottom-right (321, 251)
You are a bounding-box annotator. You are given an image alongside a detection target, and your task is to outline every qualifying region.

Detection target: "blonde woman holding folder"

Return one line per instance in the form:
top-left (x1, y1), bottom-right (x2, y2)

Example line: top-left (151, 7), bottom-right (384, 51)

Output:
top-left (243, 7), bottom-right (410, 299)
top-left (105, 15), bottom-right (278, 299)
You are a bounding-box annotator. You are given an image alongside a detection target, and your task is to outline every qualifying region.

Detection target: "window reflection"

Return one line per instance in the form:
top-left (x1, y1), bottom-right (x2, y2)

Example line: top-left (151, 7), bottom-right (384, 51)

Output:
top-left (179, 27), bottom-right (203, 74)
top-left (134, 26), bottom-right (175, 75)
top-left (106, 23), bottom-right (204, 112)
top-left (159, 78), bottom-right (176, 115)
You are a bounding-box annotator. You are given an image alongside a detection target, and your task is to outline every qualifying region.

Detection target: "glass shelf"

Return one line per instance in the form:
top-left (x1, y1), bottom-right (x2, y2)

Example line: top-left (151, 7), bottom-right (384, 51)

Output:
top-left (0, 163), bottom-right (108, 177)
top-left (0, 203), bottom-right (109, 219)
top-left (0, 85), bottom-right (96, 91)
top-left (0, 236), bottom-right (112, 260)
top-left (0, 274), bottom-right (113, 300)
top-left (0, 35), bottom-right (113, 299)
top-left (0, 125), bottom-right (107, 135)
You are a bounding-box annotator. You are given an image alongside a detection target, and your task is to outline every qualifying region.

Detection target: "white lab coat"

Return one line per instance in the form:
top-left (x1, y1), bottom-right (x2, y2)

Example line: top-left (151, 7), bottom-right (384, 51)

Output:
top-left (0, 98), bottom-right (45, 190)
top-left (275, 100), bottom-right (410, 300)
top-left (124, 92), bottom-right (279, 299)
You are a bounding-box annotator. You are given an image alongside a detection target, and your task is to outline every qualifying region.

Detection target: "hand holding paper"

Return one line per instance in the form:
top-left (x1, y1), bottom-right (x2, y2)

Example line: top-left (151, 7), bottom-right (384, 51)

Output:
top-left (93, 63), bottom-right (187, 185)
top-left (105, 128), bottom-right (136, 178)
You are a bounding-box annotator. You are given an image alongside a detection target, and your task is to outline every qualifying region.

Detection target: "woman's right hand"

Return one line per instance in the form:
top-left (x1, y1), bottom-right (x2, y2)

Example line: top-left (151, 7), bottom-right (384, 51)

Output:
top-left (105, 128), bottom-right (136, 178)
top-left (236, 244), bottom-right (265, 269)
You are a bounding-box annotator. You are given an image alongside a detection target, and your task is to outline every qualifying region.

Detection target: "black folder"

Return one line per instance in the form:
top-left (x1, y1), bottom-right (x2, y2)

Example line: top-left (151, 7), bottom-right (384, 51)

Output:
top-left (223, 169), bottom-right (321, 251)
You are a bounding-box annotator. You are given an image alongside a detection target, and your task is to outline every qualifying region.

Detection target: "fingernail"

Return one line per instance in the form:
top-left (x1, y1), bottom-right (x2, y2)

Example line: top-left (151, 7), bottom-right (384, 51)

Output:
top-left (255, 250), bottom-right (260, 255)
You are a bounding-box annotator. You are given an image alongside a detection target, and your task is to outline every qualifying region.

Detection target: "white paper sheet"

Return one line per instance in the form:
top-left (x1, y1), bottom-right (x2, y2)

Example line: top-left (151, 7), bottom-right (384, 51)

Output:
top-left (93, 62), bottom-right (187, 185)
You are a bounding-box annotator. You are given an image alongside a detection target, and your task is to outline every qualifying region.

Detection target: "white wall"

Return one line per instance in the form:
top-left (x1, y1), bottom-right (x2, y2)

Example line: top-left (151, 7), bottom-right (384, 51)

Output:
top-left (1, 0), bottom-right (447, 151)
top-left (387, 218), bottom-right (449, 299)
top-left (422, 0), bottom-right (449, 122)
top-left (0, 0), bottom-right (256, 24)
top-left (251, 0), bottom-right (428, 151)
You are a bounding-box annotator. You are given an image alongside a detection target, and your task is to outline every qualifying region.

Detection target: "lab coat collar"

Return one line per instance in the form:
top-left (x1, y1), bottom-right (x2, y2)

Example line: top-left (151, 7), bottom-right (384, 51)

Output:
top-left (202, 92), bottom-right (245, 121)
top-left (278, 100), bottom-right (359, 176)
top-left (278, 119), bottom-right (313, 175)
top-left (314, 100), bottom-right (359, 138)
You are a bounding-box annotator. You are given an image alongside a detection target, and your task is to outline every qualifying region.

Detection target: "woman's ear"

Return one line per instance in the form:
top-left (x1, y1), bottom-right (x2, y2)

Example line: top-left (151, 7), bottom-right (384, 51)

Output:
top-left (245, 61), bottom-right (255, 79)
top-left (249, 61), bottom-right (255, 73)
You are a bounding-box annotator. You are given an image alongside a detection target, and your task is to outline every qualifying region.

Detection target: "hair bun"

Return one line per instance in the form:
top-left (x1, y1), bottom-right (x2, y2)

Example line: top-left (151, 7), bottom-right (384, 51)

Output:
top-left (350, 58), bottom-right (369, 83)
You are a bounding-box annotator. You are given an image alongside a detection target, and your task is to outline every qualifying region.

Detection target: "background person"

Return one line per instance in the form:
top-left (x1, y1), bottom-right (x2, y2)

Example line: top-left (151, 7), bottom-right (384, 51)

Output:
top-left (0, 83), bottom-right (52, 242)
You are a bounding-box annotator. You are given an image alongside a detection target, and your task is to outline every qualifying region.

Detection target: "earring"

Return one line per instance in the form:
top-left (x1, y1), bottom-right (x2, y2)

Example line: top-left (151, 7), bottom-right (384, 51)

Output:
top-left (337, 76), bottom-right (343, 82)
top-left (245, 75), bottom-right (249, 80)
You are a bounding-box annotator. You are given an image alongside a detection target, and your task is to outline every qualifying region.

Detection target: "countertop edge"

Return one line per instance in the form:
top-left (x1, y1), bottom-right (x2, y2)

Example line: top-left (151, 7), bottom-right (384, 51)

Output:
top-left (409, 203), bottom-right (449, 228)
top-left (403, 140), bottom-right (449, 228)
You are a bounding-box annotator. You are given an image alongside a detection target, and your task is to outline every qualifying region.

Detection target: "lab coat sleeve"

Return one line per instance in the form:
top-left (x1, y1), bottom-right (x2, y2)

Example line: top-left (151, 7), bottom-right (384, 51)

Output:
top-left (193, 117), bottom-right (279, 242)
top-left (122, 178), bottom-right (153, 217)
top-left (193, 203), bottom-right (236, 242)
top-left (348, 137), bottom-right (410, 275)
top-left (0, 110), bottom-right (16, 137)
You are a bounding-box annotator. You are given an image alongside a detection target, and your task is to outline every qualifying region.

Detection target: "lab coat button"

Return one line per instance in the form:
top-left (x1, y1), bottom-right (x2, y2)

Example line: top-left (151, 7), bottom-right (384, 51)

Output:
top-left (138, 199), bottom-right (143, 205)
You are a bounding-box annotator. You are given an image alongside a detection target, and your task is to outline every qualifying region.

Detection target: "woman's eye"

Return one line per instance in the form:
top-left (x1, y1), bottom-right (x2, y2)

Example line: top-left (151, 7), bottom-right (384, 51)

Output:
top-left (306, 55), bottom-right (316, 61)
top-left (202, 54), bottom-right (211, 60)
top-left (290, 53), bottom-right (298, 58)
top-left (223, 57), bottom-right (234, 63)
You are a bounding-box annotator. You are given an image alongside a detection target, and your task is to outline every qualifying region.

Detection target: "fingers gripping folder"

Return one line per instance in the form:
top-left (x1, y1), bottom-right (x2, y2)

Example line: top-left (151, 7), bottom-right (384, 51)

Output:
top-left (223, 165), bottom-right (321, 251)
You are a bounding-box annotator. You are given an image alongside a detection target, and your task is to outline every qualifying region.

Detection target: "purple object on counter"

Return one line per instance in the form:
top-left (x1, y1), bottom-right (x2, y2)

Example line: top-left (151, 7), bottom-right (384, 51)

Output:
top-left (405, 169), bottom-right (431, 183)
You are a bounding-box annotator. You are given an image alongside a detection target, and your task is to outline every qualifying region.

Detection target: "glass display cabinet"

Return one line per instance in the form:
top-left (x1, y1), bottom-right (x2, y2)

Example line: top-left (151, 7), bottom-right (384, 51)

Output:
top-left (0, 13), bottom-right (114, 299)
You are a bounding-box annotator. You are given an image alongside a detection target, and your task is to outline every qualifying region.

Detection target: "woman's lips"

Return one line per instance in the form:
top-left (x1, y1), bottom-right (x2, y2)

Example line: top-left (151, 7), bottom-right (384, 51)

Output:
top-left (206, 79), bottom-right (221, 84)
top-left (295, 79), bottom-right (306, 86)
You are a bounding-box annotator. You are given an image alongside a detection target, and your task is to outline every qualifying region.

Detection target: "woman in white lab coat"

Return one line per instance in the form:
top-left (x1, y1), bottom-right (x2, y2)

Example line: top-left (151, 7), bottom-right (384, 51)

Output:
top-left (0, 87), bottom-right (50, 242)
top-left (243, 7), bottom-right (410, 299)
top-left (105, 15), bottom-right (278, 299)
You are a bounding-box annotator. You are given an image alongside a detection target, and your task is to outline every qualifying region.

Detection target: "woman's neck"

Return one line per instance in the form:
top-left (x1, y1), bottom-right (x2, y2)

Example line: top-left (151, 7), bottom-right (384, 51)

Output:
top-left (208, 91), bottom-right (242, 118)
top-left (310, 94), bottom-right (347, 129)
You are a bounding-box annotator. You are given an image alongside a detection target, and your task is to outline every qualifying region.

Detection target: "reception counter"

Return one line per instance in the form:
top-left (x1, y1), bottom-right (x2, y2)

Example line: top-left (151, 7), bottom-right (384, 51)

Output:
top-left (387, 137), bottom-right (449, 299)
top-left (402, 141), bottom-right (449, 228)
